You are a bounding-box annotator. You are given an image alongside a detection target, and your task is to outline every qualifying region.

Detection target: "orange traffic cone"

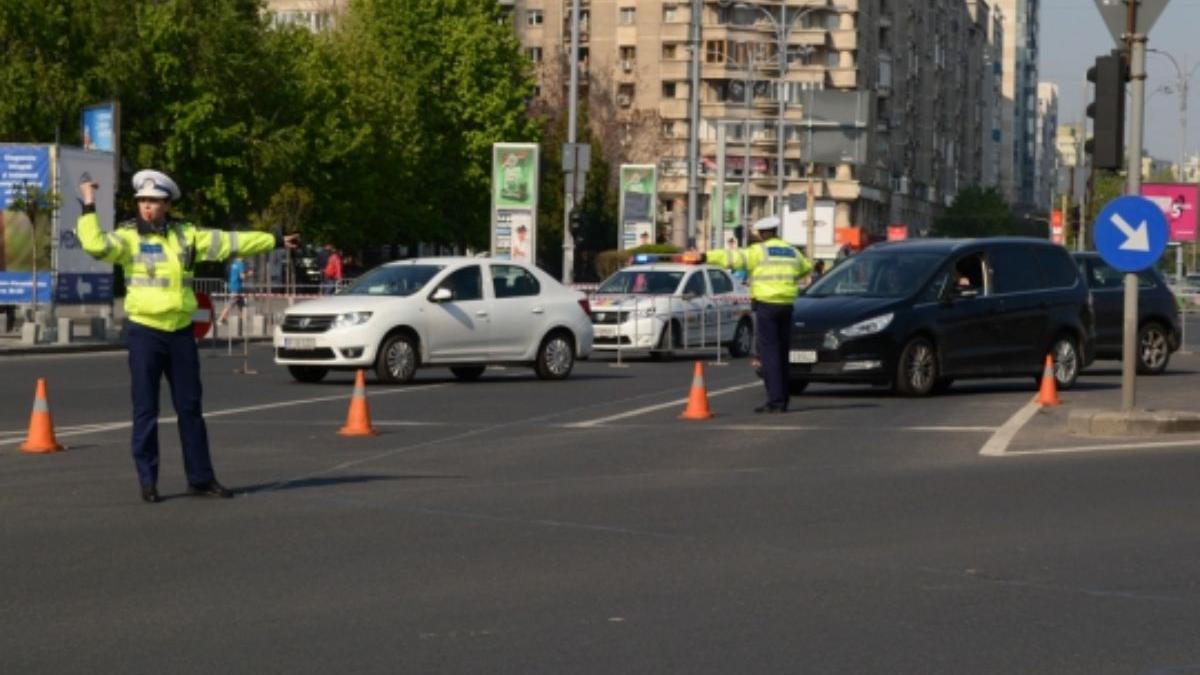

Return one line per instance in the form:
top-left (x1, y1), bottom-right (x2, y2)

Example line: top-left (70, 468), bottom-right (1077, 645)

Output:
top-left (680, 361), bottom-right (714, 420)
top-left (1037, 355), bottom-right (1061, 407)
top-left (338, 370), bottom-right (378, 437)
top-left (20, 378), bottom-right (64, 453)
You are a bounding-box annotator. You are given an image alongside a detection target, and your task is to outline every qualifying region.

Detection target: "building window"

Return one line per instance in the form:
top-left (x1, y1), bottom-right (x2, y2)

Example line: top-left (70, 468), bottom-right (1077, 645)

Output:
top-left (662, 121), bottom-right (676, 138)
top-left (527, 47), bottom-right (543, 63)
top-left (705, 40), bottom-right (726, 64)
top-left (662, 44), bottom-right (677, 60)
top-left (826, 50), bottom-right (841, 67)
top-left (527, 9), bottom-right (543, 26)
top-left (663, 5), bottom-right (678, 22)
top-left (619, 7), bottom-right (636, 25)
top-left (617, 83), bottom-right (635, 107)
top-left (662, 81), bottom-right (677, 98)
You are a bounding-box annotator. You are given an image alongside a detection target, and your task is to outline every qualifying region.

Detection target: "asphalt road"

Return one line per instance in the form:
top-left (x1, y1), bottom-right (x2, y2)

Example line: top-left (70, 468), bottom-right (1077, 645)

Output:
top-left (3, 345), bottom-right (1200, 674)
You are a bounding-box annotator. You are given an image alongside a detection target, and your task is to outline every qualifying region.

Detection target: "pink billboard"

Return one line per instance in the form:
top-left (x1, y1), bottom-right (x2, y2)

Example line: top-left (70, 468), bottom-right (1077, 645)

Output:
top-left (1141, 183), bottom-right (1198, 242)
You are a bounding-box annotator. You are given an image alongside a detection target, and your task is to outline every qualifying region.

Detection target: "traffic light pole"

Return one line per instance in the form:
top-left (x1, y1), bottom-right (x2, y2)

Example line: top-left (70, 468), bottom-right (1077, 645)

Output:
top-left (1121, 3), bottom-right (1147, 412)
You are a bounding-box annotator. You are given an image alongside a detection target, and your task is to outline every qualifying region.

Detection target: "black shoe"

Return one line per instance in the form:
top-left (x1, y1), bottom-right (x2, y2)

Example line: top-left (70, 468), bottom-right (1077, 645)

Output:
top-left (141, 486), bottom-right (161, 504)
top-left (187, 480), bottom-right (235, 499)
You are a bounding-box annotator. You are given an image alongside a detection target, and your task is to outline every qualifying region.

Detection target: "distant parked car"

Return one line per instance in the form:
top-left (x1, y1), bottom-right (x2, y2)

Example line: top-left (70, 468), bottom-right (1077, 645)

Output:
top-left (275, 258), bottom-right (593, 383)
top-left (1072, 252), bottom-right (1180, 375)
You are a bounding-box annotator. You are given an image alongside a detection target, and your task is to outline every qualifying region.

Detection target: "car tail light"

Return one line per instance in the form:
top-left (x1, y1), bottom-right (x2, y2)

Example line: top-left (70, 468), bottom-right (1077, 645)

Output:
top-left (578, 298), bottom-right (591, 315)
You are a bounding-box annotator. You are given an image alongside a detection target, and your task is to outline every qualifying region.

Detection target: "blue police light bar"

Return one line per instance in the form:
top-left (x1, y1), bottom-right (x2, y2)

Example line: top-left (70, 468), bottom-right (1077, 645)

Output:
top-left (631, 253), bottom-right (684, 265)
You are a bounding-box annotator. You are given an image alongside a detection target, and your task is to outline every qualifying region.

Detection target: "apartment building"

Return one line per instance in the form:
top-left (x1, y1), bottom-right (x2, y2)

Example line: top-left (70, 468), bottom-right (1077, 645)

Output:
top-left (1034, 81), bottom-right (1058, 212)
top-left (993, 0), bottom-right (1039, 211)
top-left (263, 0), bottom-right (347, 31)
top-left (510, 0), bottom-right (1004, 249)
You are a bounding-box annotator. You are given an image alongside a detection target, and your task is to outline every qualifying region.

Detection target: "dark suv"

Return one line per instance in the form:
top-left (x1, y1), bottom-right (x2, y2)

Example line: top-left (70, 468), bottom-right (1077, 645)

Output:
top-left (1072, 252), bottom-right (1180, 374)
top-left (788, 238), bottom-right (1095, 396)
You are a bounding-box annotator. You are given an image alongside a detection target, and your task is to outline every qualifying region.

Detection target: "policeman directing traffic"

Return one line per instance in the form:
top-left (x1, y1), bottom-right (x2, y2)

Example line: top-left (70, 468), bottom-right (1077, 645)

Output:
top-left (688, 216), bottom-right (810, 413)
top-left (78, 170), bottom-right (299, 503)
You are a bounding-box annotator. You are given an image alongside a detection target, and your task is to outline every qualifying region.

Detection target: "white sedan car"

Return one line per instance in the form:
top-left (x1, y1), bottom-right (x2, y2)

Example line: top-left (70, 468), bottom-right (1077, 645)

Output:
top-left (274, 258), bottom-right (594, 383)
top-left (590, 260), bottom-right (754, 358)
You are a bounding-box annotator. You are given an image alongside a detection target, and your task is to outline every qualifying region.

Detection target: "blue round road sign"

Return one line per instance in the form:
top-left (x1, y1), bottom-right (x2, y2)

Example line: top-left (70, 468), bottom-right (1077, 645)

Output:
top-left (1094, 195), bottom-right (1169, 273)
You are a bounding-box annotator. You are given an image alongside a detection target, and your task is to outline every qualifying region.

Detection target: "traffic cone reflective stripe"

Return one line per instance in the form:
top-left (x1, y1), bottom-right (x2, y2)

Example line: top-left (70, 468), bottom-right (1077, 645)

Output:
top-left (1037, 355), bottom-right (1060, 407)
top-left (339, 370), bottom-right (378, 436)
top-left (20, 378), bottom-right (64, 453)
top-left (680, 361), bottom-right (714, 420)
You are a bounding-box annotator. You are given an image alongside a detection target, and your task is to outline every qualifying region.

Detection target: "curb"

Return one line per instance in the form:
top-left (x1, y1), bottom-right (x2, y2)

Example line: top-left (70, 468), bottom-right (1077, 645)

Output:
top-left (0, 336), bottom-right (275, 357)
top-left (1068, 408), bottom-right (1200, 437)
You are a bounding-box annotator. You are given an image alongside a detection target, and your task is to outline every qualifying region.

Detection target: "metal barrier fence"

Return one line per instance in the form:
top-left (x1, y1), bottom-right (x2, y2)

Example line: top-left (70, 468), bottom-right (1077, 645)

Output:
top-left (1170, 287), bottom-right (1200, 354)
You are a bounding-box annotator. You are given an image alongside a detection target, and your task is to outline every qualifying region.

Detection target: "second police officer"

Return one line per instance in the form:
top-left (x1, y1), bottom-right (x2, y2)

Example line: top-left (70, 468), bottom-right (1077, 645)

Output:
top-left (689, 216), bottom-right (810, 413)
top-left (78, 170), bottom-right (299, 503)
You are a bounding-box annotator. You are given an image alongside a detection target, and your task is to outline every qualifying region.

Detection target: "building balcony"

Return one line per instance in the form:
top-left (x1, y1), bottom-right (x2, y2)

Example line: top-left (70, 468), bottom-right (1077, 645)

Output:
top-left (826, 67), bottom-right (857, 88)
top-left (659, 98), bottom-right (689, 119)
top-left (659, 22), bottom-right (689, 42)
top-left (829, 29), bottom-right (857, 51)
top-left (660, 59), bottom-right (689, 80)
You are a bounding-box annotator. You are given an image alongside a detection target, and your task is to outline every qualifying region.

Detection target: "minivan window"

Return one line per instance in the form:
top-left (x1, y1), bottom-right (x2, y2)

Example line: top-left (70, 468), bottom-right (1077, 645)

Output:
top-left (1086, 258), bottom-right (1158, 289)
top-left (807, 252), bottom-right (944, 298)
top-left (989, 246), bottom-right (1042, 294)
top-left (1034, 246), bottom-right (1079, 288)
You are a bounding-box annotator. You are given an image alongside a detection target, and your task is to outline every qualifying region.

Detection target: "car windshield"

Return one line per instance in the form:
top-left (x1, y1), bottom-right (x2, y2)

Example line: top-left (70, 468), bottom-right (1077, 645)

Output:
top-left (806, 252), bottom-right (944, 298)
top-left (341, 264), bottom-right (443, 296)
top-left (596, 270), bottom-right (685, 295)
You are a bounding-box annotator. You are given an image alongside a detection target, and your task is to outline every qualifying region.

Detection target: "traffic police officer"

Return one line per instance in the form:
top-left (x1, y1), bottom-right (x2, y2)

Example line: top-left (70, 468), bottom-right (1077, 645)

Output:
top-left (78, 170), bottom-right (298, 503)
top-left (694, 216), bottom-right (810, 413)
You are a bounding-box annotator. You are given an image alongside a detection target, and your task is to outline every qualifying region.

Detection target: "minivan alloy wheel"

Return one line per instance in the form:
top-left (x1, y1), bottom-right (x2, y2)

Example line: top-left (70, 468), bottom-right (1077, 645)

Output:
top-left (895, 337), bottom-right (937, 396)
top-left (1138, 322), bottom-right (1170, 374)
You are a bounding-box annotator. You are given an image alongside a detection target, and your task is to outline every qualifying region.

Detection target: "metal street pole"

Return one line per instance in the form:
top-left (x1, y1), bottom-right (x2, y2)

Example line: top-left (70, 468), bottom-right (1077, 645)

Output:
top-left (687, 0), bottom-right (701, 248)
top-left (741, 42), bottom-right (755, 246)
top-left (1122, 1), bottom-right (1147, 412)
top-left (562, 0), bottom-right (581, 283)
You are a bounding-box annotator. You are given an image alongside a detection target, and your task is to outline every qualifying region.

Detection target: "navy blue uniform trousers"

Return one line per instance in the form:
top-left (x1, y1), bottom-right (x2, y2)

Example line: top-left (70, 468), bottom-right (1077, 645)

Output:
top-left (755, 301), bottom-right (794, 410)
top-left (127, 322), bottom-right (215, 488)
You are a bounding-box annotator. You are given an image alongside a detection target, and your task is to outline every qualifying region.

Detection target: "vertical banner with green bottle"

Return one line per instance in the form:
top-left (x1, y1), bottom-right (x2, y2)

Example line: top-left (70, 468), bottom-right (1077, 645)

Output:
top-left (491, 143), bottom-right (539, 264)
top-left (709, 183), bottom-right (741, 251)
top-left (618, 164), bottom-right (657, 250)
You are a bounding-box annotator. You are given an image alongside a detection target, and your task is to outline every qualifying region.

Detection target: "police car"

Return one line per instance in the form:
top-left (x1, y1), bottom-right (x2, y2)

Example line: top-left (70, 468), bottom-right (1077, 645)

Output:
top-left (589, 254), bottom-right (754, 358)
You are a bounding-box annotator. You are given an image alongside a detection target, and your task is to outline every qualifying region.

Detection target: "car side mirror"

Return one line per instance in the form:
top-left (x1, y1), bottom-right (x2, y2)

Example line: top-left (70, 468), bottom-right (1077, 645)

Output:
top-left (430, 287), bottom-right (453, 303)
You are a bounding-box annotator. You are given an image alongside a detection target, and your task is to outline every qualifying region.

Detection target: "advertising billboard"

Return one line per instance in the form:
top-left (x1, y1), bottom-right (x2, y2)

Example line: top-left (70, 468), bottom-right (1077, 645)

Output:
top-left (619, 164), bottom-right (657, 250)
top-left (81, 102), bottom-right (118, 152)
top-left (55, 147), bottom-right (116, 303)
top-left (491, 143), bottom-right (539, 263)
top-left (709, 183), bottom-right (741, 250)
top-left (1141, 183), bottom-right (1198, 243)
top-left (0, 145), bottom-right (53, 304)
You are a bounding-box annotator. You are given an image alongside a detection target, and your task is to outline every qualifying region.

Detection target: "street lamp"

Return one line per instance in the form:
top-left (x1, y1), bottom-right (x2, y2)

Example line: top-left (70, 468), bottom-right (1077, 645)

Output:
top-left (723, 1), bottom-right (835, 226)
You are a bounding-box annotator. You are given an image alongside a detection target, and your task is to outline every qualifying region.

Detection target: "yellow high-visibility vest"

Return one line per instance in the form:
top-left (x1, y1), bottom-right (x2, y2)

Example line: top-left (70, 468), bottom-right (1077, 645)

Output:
top-left (705, 237), bottom-right (811, 304)
top-left (78, 212), bottom-right (276, 331)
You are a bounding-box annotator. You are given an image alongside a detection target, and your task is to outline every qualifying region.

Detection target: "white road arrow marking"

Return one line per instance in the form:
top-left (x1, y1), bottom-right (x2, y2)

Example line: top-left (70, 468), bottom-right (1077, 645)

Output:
top-left (1110, 213), bottom-right (1150, 252)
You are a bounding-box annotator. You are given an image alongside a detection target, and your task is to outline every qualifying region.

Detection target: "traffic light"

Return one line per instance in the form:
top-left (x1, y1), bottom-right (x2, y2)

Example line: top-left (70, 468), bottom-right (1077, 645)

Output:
top-left (568, 208), bottom-right (584, 237)
top-left (1085, 52), bottom-right (1127, 171)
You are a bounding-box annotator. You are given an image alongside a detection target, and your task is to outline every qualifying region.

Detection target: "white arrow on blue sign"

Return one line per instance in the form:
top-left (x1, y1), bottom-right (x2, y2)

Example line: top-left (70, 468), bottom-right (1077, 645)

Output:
top-left (1094, 195), bottom-right (1169, 272)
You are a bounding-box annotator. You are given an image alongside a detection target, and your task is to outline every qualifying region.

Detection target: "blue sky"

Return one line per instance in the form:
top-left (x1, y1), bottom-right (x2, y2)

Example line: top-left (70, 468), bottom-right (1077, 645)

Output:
top-left (1040, 0), bottom-right (1199, 162)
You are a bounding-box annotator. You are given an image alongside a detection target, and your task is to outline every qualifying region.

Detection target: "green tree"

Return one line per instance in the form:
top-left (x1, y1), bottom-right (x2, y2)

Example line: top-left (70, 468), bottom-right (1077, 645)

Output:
top-left (933, 185), bottom-right (1023, 238)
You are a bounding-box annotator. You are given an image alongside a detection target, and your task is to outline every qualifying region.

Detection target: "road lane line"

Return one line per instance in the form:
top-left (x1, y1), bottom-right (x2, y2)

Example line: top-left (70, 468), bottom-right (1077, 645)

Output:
top-left (979, 396), bottom-right (1041, 457)
top-left (562, 382), bottom-right (761, 428)
top-left (1000, 437), bottom-right (1200, 457)
top-left (0, 384), bottom-right (450, 447)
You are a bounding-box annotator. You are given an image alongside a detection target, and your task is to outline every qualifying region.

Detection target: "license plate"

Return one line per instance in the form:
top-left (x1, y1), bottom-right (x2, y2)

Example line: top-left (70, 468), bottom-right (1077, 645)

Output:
top-left (789, 350), bottom-right (817, 364)
top-left (283, 337), bottom-right (316, 350)
top-left (593, 325), bottom-right (618, 338)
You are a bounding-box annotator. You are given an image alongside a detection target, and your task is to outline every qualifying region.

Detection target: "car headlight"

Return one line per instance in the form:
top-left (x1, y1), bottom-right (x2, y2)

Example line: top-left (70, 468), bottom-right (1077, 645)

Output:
top-left (332, 311), bottom-right (373, 329)
top-left (640, 306), bottom-right (656, 317)
top-left (838, 313), bottom-right (894, 338)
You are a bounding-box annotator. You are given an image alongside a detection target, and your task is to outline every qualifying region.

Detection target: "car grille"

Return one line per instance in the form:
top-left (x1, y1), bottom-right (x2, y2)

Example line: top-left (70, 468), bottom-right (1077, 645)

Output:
top-left (276, 347), bottom-right (336, 360)
top-left (282, 315), bottom-right (335, 333)
top-left (591, 311), bottom-right (631, 325)
top-left (790, 331), bottom-right (825, 350)
top-left (594, 336), bottom-right (632, 345)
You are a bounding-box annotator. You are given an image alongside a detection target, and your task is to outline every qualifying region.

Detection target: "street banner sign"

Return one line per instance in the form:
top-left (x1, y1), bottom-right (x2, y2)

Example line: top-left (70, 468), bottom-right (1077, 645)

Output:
top-left (1141, 182), bottom-right (1197, 242)
top-left (886, 225), bottom-right (908, 241)
top-left (490, 143), bottom-right (539, 264)
top-left (1094, 0), bottom-right (1170, 44)
top-left (618, 165), bottom-right (656, 250)
top-left (1095, 195), bottom-right (1169, 272)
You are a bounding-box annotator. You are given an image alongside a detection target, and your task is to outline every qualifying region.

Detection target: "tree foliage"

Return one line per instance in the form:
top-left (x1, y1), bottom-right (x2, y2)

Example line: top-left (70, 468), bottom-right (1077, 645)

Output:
top-left (0, 0), bottom-right (535, 252)
top-left (932, 185), bottom-right (1042, 238)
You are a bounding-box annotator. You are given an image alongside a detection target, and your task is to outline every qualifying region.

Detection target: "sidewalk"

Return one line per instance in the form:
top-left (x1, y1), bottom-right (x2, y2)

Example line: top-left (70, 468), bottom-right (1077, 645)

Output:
top-left (1005, 351), bottom-right (1200, 452)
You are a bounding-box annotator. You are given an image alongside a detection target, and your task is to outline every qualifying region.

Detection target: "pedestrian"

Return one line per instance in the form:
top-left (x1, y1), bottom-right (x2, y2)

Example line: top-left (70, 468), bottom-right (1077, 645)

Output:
top-left (809, 260), bottom-right (827, 285)
top-left (216, 257), bottom-right (247, 324)
top-left (77, 170), bottom-right (299, 503)
top-left (688, 216), bottom-right (810, 413)
top-left (322, 244), bottom-right (343, 294)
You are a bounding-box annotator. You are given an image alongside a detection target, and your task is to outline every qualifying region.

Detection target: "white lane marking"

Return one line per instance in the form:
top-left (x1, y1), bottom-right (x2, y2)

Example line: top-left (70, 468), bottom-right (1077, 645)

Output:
top-left (562, 382), bottom-right (761, 428)
top-left (0, 385), bottom-right (449, 447)
top-left (1000, 438), bottom-right (1200, 457)
top-left (979, 396), bottom-right (1041, 457)
top-left (556, 423), bottom-right (996, 433)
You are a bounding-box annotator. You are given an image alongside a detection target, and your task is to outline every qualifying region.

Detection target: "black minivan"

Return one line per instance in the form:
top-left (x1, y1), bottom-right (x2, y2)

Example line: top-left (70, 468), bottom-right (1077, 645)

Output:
top-left (789, 238), bottom-right (1095, 396)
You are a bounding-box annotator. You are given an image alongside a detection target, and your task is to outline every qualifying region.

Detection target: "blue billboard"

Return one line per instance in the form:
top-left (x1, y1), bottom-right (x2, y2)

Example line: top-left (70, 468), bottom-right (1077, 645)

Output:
top-left (82, 103), bottom-right (116, 152)
top-left (0, 145), bottom-right (53, 304)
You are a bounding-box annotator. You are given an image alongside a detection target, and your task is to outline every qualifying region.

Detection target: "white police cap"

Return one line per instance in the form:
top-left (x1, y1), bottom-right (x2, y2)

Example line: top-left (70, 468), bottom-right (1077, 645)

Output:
top-left (132, 170), bottom-right (181, 201)
top-left (753, 216), bottom-right (781, 232)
